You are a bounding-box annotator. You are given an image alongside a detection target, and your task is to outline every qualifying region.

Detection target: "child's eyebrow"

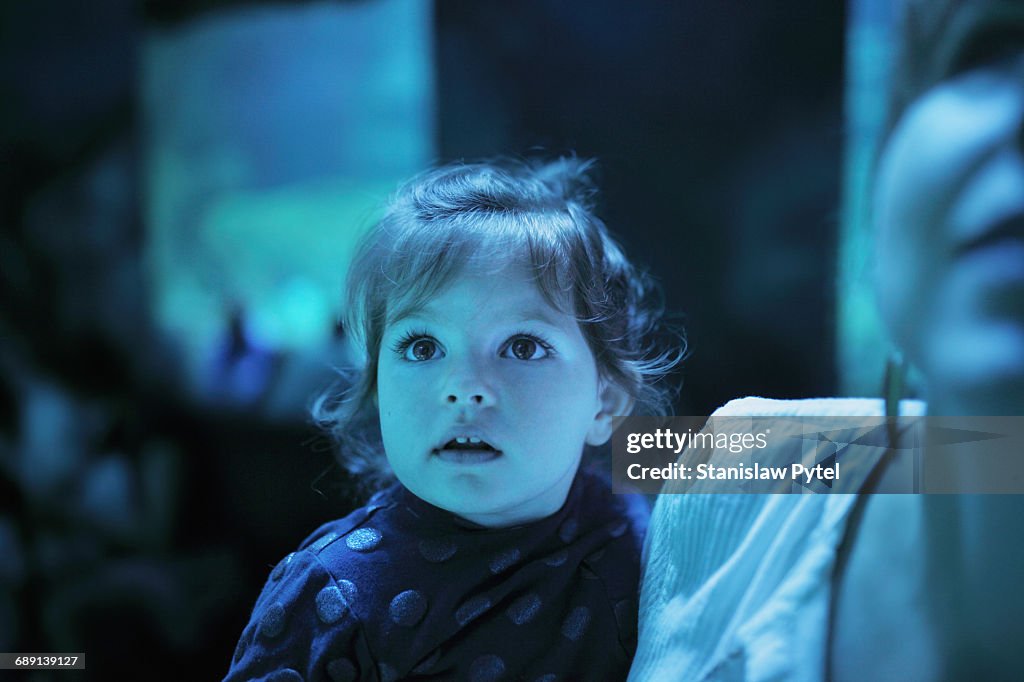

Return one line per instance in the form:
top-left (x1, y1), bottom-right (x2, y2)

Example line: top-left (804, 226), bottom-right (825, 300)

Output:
top-left (513, 307), bottom-right (573, 329)
top-left (386, 305), bottom-right (572, 331)
top-left (386, 304), bottom-right (435, 328)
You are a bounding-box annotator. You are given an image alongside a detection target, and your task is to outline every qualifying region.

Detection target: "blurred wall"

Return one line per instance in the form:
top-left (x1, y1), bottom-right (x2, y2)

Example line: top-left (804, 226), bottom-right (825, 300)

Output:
top-left (435, 1), bottom-right (844, 412)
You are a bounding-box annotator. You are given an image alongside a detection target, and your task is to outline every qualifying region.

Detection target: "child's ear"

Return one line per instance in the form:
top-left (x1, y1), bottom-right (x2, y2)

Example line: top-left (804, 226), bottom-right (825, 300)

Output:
top-left (586, 380), bottom-right (633, 446)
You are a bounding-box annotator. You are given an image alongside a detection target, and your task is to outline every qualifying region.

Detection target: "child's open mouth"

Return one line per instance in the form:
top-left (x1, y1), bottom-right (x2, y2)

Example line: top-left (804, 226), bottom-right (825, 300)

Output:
top-left (433, 437), bottom-right (502, 464)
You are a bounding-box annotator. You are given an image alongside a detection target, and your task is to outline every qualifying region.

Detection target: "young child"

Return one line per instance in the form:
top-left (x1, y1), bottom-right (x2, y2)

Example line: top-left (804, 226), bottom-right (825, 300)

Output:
top-left (224, 157), bottom-right (680, 681)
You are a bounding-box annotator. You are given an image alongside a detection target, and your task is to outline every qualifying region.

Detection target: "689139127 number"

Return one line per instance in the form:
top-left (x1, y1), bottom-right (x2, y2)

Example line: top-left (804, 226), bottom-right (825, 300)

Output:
top-left (1, 653), bottom-right (85, 670)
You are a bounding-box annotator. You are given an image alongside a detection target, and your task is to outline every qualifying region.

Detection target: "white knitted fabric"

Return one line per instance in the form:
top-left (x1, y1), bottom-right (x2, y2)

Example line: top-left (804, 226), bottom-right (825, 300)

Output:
top-left (628, 397), bottom-right (925, 682)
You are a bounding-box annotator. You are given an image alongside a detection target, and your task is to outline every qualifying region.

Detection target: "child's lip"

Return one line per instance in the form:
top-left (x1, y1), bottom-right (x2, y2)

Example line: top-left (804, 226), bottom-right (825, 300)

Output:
top-left (431, 430), bottom-right (504, 465)
top-left (439, 437), bottom-right (498, 451)
top-left (433, 448), bottom-right (502, 465)
top-left (433, 429), bottom-right (501, 453)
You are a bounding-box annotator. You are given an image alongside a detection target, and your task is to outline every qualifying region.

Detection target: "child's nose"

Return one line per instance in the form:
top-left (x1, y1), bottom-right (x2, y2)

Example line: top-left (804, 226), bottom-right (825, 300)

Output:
top-left (442, 361), bottom-right (495, 407)
top-left (445, 391), bottom-right (490, 406)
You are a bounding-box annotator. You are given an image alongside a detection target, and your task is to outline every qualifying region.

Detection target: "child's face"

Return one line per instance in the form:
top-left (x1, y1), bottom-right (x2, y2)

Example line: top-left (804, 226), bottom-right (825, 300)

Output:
top-left (874, 51), bottom-right (1024, 411)
top-left (376, 262), bottom-right (618, 527)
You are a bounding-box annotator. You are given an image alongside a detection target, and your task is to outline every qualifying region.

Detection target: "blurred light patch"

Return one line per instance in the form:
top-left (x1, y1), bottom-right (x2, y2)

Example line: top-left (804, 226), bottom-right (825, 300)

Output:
top-left (839, 0), bottom-right (896, 396)
top-left (141, 0), bottom-right (435, 404)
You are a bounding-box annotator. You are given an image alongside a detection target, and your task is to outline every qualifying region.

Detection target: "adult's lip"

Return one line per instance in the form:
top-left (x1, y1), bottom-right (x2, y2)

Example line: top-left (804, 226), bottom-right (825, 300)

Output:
top-left (950, 213), bottom-right (1024, 296)
top-left (955, 213), bottom-right (1024, 256)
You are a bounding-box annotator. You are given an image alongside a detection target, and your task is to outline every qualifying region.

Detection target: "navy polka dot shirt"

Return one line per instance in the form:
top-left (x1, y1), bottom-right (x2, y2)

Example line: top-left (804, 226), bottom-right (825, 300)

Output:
top-left (224, 469), bottom-right (648, 681)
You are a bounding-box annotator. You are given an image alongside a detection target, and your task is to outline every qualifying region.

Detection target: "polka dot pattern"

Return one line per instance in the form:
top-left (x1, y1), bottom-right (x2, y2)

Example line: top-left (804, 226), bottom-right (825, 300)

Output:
top-left (316, 585), bottom-right (348, 624)
top-left (469, 654), bottom-right (506, 682)
top-left (561, 606), bottom-right (591, 641)
top-left (418, 537), bottom-right (458, 563)
top-left (337, 579), bottom-right (358, 606)
top-left (260, 602), bottom-right (286, 638)
top-left (309, 532), bottom-right (339, 553)
top-left (345, 527), bottom-right (382, 552)
top-left (456, 595), bottom-right (492, 626)
top-left (226, 471), bottom-right (638, 681)
top-left (506, 593), bottom-right (542, 625)
top-left (389, 589), bottom-right (428, 626)
top-left (271, 552), bottom-right (295, 581)
top-left (326, 657), bottom-right (357, 682)
top-left (488, 548), bottom-right (521, 574)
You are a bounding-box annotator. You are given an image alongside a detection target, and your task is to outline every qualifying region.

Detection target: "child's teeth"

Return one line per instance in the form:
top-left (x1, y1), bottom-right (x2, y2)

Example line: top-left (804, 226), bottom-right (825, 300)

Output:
top-left (469, 437), bottom-right (481, 444)
top-left (456, 437), bottom-right (468, 444)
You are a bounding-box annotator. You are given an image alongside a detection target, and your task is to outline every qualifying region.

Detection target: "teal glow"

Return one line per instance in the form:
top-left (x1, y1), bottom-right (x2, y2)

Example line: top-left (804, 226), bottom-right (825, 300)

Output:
top-left (838, 0), bottom-right (896, 396)
top-left (142, 0), bottom-right (435, 399)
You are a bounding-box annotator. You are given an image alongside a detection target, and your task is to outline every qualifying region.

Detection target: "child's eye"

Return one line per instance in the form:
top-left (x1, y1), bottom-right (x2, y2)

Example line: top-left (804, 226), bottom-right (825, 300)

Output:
top-left (392, 333), bottom-right (445, 362)
top-left (500, 335), bottom-right (553, 361)
top-left (408, 339), bottom-right (439, 361)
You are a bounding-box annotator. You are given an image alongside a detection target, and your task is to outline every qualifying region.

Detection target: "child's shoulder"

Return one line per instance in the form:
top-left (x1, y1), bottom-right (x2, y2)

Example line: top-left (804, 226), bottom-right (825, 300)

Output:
top-left (297, 488), bottom-right (396, 556)
top-left (232, 474), bottom-right (649, 679)
top-left (228, 496), bottom-right (396, 681)
top-left (294, 484), bottom-right (415, 576)
top-left (227, 486), bottom-right (416, 680)
top-left (577, 467), bottom-right (650, 544)
top-left (238, 486), bottom-right (425, 648)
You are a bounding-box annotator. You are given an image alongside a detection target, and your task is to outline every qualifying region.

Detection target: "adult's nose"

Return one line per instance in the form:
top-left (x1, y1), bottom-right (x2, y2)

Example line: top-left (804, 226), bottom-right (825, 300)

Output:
top-left (1012, 54), bottom-right (1024, 151)
top-left (1017, 93), bottom-right (1024, 152)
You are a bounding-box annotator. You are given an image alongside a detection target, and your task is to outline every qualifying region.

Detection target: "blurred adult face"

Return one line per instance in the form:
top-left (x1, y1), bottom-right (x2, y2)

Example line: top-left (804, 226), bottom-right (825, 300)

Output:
top-left (874, 50), bottom-right (1024, 414)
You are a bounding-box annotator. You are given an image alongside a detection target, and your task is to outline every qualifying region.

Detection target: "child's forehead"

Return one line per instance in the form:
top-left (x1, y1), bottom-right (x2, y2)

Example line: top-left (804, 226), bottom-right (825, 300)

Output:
top-left (385, 261), bottom-right (574, 327)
